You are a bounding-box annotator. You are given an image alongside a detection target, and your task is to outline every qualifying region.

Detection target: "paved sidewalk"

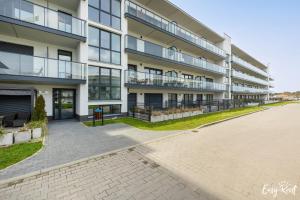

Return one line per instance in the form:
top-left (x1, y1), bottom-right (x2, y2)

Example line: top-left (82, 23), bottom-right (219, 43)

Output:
top-left (0, 121), bottom-right (180, 180)
top-left (0, 148), bottom-right (201, 200)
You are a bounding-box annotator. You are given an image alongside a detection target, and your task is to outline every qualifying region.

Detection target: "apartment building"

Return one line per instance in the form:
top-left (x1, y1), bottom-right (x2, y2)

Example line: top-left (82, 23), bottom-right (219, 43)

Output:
top-left (0, 0), bottom-right (272, 121)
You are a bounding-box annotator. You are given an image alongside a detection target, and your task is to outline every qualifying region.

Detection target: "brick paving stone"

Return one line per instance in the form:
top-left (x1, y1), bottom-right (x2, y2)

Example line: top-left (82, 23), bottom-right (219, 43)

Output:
top-left (0, 149), bottom-right (201, 200)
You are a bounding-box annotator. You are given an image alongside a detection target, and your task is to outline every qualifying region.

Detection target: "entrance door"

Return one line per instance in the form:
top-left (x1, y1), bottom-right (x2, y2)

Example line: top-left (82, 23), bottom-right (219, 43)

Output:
top-left (58, 11), bottom-right (72, 33)
top-left (128, 93), bottom-right (137, 113)
top-left (53, 89), bottom-right (76, 120)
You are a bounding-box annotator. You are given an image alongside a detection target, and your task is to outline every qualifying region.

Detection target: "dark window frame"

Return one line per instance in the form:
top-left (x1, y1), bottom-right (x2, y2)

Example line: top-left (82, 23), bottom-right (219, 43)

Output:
top-left (144, 67), bottom-right (163, 75)
top-left (88, 0), bottom-right (121, 30)
top-left (88, 26), bottom-right (121, 65)
top-left (88, 65), bottom-right (121, 101)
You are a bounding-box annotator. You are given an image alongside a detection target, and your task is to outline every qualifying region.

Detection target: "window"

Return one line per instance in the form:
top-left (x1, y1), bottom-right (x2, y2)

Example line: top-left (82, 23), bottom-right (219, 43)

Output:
top-left (168, 93), bottom-right (177, 107)
top-left (144, 67), bottom-right (162, 85)
top-left (165, 71), bottom-right (178, 78)
top-left (88, 0), bottom-right (121, 30)
top-left (206, 78), bottom-right (213, 83)
top-left (88, 66), bottom-right (121, 100)
top-left (144, 67), bottom-right (162, 75)
top-left (58, 11), bottom-right (72, 33)
top-left (206, 94), bottom-right (213, 102)
top-left (88, 104), bottom-right (121, 116)
top-left (88, 26), bottom-right (121, 65)
top-left (183, 94), bottom-right (193, 106)
top-left (88, 66), bottom-right (100, 100)
top-left (183, 74), bottom-right (193, 79)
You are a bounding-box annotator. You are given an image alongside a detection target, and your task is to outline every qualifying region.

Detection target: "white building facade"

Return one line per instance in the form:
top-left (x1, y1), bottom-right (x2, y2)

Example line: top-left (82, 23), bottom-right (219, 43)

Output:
top-left (0, 0), bottom-right (272, 120)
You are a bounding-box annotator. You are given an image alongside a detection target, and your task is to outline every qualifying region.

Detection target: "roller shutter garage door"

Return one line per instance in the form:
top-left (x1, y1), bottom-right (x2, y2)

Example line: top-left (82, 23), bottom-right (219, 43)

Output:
top-left (0, 95), bottom-right (31, 115)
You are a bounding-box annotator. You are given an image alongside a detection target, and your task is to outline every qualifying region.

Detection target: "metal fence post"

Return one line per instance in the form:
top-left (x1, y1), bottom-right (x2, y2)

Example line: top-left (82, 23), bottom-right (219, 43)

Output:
top-left (149, 107), bottom-right (152, 122)
top-left (133, 106), bottom-right (135, 118)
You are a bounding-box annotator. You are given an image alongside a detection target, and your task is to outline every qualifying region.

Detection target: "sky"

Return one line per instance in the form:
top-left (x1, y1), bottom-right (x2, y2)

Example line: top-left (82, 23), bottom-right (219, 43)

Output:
top-left (170, 0), bottom-right (300, 92)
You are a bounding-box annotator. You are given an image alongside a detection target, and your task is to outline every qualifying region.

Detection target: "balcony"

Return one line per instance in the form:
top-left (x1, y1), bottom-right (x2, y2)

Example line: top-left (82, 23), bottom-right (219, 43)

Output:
top-left (125, 0), bottom-right (226, 59)
top-left (125, 70), bottom-right (227, 92)
top-left (232, 85), bottom-right (268, 94)
top-left (0, 0), bottom-right (86, 41)
top-left (232, 55), bottom-right (268, 77)
top-left (126, 35), bottom-right (227, 76)
top-left (0, 51), bottom-right (86, 85)
top-left (232, 70), bottom-right (269, 86)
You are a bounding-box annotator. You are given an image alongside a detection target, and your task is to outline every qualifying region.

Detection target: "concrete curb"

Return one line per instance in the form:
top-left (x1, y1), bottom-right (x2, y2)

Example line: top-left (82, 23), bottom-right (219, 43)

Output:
top-left (0, 107), bottom-right (267, 187)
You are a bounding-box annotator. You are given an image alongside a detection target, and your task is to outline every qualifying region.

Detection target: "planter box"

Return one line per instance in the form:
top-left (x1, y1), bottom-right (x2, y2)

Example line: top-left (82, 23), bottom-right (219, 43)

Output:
top-left (151, 115), bottom-right (162, 123)
top-left (182, 112), bottom-right (190, 118)
top-left (192, 111), bottom-right (203, 116)
top-left (0, 132), bottom-right (13, 146)
top-left (173, 113), bottom-right (180, 119)
top-left (247, 103), bottom-right (259, 107)
top-left (168, 114), bottom-right (174, 120)
top-left (14, 130), bottom-right (31, 144)
top-left (32, 128), bottom-right (42, 139)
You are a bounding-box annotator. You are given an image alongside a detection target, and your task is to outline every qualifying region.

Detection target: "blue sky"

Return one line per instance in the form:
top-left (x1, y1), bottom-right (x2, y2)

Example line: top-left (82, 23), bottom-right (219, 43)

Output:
top-left (170, 0), bottom-right (300, 92)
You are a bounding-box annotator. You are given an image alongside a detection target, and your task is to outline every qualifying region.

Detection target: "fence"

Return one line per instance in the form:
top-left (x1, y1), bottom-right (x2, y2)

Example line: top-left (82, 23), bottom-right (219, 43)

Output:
top-left (128, 99), bottom-right (264, 122)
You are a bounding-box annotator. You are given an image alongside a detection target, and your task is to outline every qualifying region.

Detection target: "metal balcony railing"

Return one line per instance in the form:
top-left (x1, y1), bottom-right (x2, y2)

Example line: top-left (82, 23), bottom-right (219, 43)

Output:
top-left (0, 0), bottom-right (86, 37)
top-left (125, 70), bottom-right (227, 92)
top-left (232, 70), bottom-right (269, 85)
top-left (232, 55), bottom-right (268, 77)
top-left (232, 85), bottom-right (268, 94)
top-left (0, 51), bottom-right (86, 80)
top-left (125, 0), bottom-right (226, 58)
top-left (126, 35), bottom-right (227, 75)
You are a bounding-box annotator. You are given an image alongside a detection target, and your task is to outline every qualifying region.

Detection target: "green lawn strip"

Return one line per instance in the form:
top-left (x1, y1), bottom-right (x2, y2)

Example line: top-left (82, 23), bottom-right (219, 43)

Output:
top-left (0, 142), bottom-right (43, 170)
top-left (84, 106), bottom-right (264, 131)
top-left (264, 101), bottom-right (299, 107)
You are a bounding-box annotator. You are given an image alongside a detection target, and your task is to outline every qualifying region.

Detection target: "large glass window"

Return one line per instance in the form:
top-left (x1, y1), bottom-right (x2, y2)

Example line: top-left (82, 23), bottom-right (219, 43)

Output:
top-left (88, 104), bottom-right (121, 116)
top-left (88, 26), bottom-right (121, 65)
top-left (88, 66), bottom-right (121, 100)
top-left (88, 0), bottom-right (121, 30)
top-left (88, 66), bottom-right (100, 100)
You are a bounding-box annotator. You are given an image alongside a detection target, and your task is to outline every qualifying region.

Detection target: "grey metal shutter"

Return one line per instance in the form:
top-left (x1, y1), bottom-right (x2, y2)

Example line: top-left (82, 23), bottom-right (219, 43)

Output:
top-left (0, 95), bottom-right (31, 115)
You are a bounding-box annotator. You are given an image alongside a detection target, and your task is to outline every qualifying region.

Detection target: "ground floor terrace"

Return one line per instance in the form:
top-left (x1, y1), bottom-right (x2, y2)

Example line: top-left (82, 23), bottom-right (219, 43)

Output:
top-left (0, 82), bottom-right (269, 124)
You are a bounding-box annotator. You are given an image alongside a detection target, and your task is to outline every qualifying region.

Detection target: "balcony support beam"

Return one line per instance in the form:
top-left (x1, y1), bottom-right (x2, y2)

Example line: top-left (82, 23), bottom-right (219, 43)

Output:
top-left (0, 74), bottom-right (86, 85)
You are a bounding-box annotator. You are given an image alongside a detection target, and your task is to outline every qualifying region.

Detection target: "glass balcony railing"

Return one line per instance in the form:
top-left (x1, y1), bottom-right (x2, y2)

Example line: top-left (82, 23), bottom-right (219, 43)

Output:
top-left (232, 70), bottom-right (269, 85)
top-left (125, 70), bottom-right (227, 92)
top-left (126, 35), bottom-right (227, 75)
top-left (232, 85), bottom-right (268, 94)
top-left (0, 0), bottom-right (86, 37)
top-left (232, 55), bottom-right (268, 77)
top-left (0, 51), bottom-right (86, 80)
top-left (125, 0), bottom-right (226, 58)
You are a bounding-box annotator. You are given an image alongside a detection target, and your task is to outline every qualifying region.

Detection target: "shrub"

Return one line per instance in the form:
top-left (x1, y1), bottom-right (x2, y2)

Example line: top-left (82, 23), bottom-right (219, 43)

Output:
top-left (19, 124), bottom-right (29, 132)
top-left (27, 121), bottom-right (44, 129)
top-left (32, 95), bottom-right (46, 121)
top-left (0, 127), bottom-right (5, 135)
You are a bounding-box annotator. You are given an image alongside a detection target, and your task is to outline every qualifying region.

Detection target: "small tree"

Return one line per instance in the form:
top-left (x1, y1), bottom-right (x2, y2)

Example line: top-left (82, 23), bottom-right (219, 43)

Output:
top-left (32, 95), bottom-right (46, 121)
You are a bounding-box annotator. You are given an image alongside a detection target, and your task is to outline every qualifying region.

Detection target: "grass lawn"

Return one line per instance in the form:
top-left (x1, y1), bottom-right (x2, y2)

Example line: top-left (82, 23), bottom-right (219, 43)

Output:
top-left (0, 142), bottom-right (43, 170)
top-left (264, 101), bottom-right (299, 107)
top-left (84, 106), bottom-right (264, 131)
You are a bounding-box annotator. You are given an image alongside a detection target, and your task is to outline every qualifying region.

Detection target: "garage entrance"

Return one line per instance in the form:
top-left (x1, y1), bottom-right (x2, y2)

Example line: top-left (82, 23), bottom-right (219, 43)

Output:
top-left (0, 87), bottom-right (35, 116)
